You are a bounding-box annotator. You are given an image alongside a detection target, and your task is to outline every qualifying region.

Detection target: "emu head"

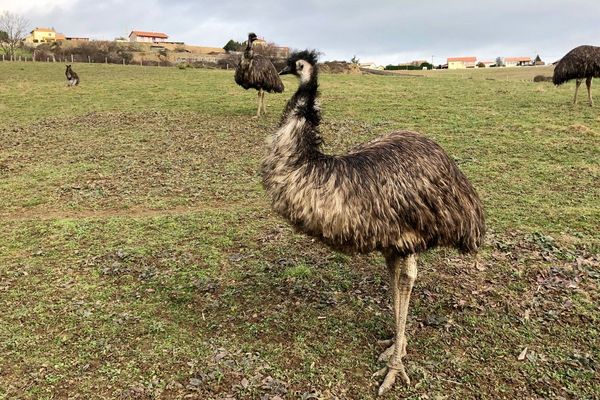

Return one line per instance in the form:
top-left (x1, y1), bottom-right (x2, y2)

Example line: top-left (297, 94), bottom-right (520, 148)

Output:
top-left (279, 50), bottom-right (319, 82)
top-left (248, 32), bottom-right (258, 43)
top-left (66, 65), bottom-right (71, 70)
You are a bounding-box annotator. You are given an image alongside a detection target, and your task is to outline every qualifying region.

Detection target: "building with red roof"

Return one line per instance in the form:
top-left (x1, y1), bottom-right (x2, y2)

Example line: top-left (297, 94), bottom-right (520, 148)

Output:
top-left (129, 31), bottom-right (169, 43)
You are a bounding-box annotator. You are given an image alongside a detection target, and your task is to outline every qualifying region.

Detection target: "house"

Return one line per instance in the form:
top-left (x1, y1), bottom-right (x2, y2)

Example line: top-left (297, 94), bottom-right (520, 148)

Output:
top-left (504, 57), bottom-right (532, 67)
top-left (359, 61), bottom-right (381, 70)
top-left (25, 27), bottom-right (57, 44)
top-left (129, 31), bottom-right (169, 43)
top-left (447, 56), bottom-right (477, 69)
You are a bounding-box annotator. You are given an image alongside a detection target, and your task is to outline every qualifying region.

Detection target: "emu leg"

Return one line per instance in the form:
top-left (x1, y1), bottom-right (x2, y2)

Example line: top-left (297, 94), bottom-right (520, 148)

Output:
top-left (376, 254), bottom-right (417, 396)
top-left (254, 89), bottom-right (263, 118)
top-left (261, 90), bottom-right (267, 115)
top-left (586, 77), bottom-right (593, 106)
top-left (574, 79), bottom-right (582, 105)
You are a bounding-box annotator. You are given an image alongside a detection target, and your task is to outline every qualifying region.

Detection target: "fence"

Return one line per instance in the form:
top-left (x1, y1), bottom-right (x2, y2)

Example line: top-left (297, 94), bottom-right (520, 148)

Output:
top-left (0, 52), bottom-right (286, 70)
top-left (0, 53), bottom-right (173, 67)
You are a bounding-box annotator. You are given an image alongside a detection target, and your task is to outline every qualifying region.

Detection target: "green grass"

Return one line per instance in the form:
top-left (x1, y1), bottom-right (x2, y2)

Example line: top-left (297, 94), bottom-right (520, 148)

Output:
top-left (0, 61), bottom-right (598, 399)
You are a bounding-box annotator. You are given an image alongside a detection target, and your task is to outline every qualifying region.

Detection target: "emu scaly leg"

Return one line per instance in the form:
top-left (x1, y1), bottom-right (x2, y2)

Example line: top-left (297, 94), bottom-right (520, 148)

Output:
top-left (261, 90), bottom-right (267, 115)
top-left (254, 89), bottom-right (263, 118)
top-left (574, 79), bottom-right (582, 105)
top-left (586, 77), bottom-right (593, 106)
top-left (376, 254), bottom-right (417, 396)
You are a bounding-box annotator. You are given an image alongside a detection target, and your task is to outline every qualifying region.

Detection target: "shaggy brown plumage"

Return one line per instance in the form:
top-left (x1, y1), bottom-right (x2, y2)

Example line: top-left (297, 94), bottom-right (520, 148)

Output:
top-left (65, 64), bottom-right (79, 86)
top-left (261, 50), bottom-right (485, 395)
top-left (553, 45), bottom-right (600, 85)
top-left (553, 45), bottom-right (600, 105)
top-left (262, 51), bottom-right (484, 256)
top-left (235, 33), bottom-right (284, 117)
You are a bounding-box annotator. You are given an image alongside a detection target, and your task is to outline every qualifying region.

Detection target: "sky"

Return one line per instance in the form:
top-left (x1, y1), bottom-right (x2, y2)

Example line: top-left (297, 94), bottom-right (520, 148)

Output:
top-left (2, 0), bottom-right (599, 65)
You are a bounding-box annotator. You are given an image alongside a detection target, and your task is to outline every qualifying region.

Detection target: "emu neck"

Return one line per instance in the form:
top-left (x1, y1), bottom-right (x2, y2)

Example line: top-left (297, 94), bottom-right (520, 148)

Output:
top-left (283, 67), bottom-right (320, 127)
top-left (244, 39), bottom-right (254, 58)
top-left (272, 67), bottom-right (323, 163)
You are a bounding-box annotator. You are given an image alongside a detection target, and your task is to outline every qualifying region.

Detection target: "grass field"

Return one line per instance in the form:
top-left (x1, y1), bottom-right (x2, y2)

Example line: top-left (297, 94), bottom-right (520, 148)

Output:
top-left (0, 62), bottom-right (598, 399)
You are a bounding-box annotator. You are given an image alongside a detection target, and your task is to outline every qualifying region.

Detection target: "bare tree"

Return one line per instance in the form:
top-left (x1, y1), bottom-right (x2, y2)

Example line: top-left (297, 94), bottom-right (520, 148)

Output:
top-left (0, 11), bottom-right (29, 59)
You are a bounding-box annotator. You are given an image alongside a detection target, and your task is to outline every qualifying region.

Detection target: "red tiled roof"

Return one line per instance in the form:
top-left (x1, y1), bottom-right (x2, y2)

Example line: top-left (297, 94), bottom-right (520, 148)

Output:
top-left (447, 57), bottom-right (477, 62)
top-left (505, 57), bottom-right (531, 62)
top-left (130, 31), bottom-right (169, 39)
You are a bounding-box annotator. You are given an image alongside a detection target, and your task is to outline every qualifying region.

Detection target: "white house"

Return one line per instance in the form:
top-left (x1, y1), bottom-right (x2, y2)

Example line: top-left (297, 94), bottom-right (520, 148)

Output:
top-left (447, 56), bottom-right (477, 69)
top-left (129, 31), bottom-right (169, 43)
top-left (504, 57), bottom-right (532, 67)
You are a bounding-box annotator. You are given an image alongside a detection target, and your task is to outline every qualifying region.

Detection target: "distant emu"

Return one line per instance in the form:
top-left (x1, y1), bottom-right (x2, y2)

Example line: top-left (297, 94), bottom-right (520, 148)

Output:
top-left (533, 75), bottom-right (552, 83)
top-left (261, 50), bottom-right (485, 395)
top-left (65, 65), bottom-right (79, 87)
top-left (553, 45), bottom-right (600, 106)
top-left (235, 33), bottom-right (284, 117)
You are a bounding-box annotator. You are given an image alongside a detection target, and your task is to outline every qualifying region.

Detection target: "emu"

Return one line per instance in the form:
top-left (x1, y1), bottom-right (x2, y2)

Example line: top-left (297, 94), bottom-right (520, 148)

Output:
top-left (553, 45), bottom-right (600, 106)
top-left (235, 33), bottom-right (284, 117)
top-left (65, 65), bottom-right (79, 87)
top-left (261, 50), bottom-right (485, 395)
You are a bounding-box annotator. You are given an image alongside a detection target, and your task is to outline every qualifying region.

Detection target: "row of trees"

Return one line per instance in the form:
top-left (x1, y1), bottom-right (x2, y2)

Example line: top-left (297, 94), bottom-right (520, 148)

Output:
top-left (32, 40), bottom-right (138, 64)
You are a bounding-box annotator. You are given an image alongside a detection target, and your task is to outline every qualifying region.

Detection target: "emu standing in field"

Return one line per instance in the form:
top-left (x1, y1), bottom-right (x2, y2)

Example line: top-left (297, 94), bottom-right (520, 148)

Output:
top-left (261, 50), bottom-right (485, 395)
top-left (235, 33), bottom-right (284, 117)
top-left (65, 65), bottom-right (79, 87)
top-left (553, 45), bottom-right (600, 106)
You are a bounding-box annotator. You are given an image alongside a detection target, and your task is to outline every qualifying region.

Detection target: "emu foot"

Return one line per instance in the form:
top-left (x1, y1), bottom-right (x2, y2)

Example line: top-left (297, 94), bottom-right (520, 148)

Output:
top-left (373, 362), bottom-right (410, 395)
top-left (374, 337), bottom-right (410, 395)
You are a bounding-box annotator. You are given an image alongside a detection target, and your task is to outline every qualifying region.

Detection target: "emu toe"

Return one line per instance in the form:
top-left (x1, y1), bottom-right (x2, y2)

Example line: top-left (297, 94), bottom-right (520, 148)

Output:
top-left (374, 362), bottom-right (410, 396)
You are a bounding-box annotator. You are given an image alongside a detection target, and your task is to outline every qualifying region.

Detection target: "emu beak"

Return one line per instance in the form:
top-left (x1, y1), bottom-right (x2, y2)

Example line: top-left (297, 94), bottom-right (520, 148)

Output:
top-left (279, 66), bottom-right (292, 75)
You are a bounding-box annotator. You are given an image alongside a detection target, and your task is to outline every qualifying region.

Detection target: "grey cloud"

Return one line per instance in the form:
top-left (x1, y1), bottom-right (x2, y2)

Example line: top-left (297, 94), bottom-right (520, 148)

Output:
top-left (17, 0), bottom-right (600, 63)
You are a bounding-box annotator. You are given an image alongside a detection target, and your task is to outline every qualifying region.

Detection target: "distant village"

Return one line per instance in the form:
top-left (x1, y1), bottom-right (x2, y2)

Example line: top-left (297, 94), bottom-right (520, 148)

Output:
top-left (20, 26), bottom-right (289, 66)
top-left (22, 26), bottom-right (546, 70)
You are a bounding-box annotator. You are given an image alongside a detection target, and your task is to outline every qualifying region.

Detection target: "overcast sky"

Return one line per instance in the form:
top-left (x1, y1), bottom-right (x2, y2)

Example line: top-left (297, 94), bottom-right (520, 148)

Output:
top-left (2, 0), bottom-right (599, 64)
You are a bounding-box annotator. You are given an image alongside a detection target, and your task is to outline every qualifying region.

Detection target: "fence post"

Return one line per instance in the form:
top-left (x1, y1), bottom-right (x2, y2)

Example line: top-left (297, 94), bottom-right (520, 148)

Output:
top-left (123, 59), bottom-right (125, 66)
top-left (105, 57), bottom-right (107, 64)
top-left (47, 57), bottom-right (49, 62)
top-left (71, 54), bottom-right (73, 63)
top-left (140, 58), bottom-right (143, 66)
top-left (88, 56), bottom-right (91, 63)
top-left (2, 54), bottom-right (4, 61)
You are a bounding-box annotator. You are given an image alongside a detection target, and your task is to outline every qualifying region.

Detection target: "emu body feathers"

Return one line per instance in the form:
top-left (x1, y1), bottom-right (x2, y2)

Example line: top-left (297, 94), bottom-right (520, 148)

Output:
top-left (235, 55), bottom-right (284, 93)
top-left (553, 45), bottom-right (600, 105)
top-left (262, 127), bottom-right (484, 256)
top-left (553, 45), bottom-right (600, 85)
top-left (262, 53), bottom-right (484, 257)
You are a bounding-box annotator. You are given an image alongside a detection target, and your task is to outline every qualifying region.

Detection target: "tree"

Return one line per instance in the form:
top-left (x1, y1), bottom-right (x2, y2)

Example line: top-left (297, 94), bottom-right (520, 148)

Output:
top-left (495, 56), bottom-right (505, 67)
top-left (0, 11), bottom-right (29, 59)
top-left (350, 55), bottom-right (359, 65)
top-left (223, 39), bottom-right (243, 52)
